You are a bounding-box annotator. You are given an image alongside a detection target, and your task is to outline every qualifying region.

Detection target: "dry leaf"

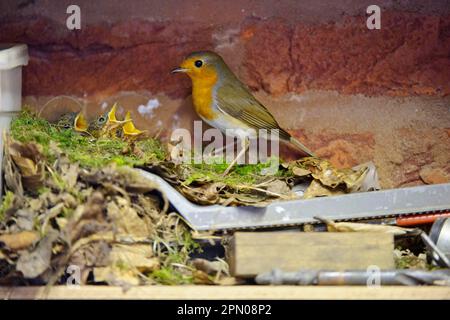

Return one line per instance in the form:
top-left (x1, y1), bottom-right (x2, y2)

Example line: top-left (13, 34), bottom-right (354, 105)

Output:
top-left (352, 161), bottom-right (381, 191)
top-left (107, 198), bottom-right (153, 239)
top-left (292, 167), bottom-right (311, 177)
top-left (265, 180), bottom-right (291, 195)
top-left (316, 217), bottom-right (413, 236)
top-left (14, 209), bottom-right (36, 231)
top-left (8, 140), bottom-right (45, 191)
top-left (3, 137), bottom-right (24, 195)
top-left (287, 157), bottom-right (380, 199)
top-left (109, 244), bottom-right (159, 273)
top-left (214, 276), bottom-right (241, 285)
top-left (192, 258), bottom-right (229, 276)
top-left (303, 180), bottom-right (345, 199)
top-left (93, 266), bottom-right (140, 286)
top-left (192, 269), bottom-right (215, 285)
top-left (0, 231), bottom-right (40, 250)
top-left (16, 230), bottom-right (58, 278)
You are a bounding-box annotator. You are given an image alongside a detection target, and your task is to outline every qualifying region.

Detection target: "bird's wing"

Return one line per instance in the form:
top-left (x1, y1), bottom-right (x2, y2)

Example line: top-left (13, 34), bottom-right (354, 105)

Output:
top-left (215, 80), bottom-right (291, 139)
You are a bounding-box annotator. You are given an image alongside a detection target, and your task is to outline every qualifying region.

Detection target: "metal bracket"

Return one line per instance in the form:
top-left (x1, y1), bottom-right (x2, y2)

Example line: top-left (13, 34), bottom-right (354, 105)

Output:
top-left (137, 169), bottom-right (450, 231)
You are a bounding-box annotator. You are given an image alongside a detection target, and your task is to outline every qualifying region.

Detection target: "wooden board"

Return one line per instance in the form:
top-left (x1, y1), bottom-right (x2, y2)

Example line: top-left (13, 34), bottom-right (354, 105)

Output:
top-left (227, 232), bottom-right (394, 277)
top-left (0, 285), bottom-right (448, 300)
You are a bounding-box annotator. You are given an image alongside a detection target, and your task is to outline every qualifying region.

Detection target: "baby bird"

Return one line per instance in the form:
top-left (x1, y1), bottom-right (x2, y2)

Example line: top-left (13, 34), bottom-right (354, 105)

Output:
top-left (122, 111), bottom-right (146, 141)
top-left (57, 111), bottom-right (89, 133)
top-left (89, 103), bottom-right (129, 138)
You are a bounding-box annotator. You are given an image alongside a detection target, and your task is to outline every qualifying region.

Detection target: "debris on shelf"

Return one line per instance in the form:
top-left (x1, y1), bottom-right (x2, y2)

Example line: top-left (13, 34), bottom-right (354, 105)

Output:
top-left (0, 110), bottom-right (437, 287)
top-left (147, 153), bottom-right (380, 206)
top-left (0, 136), bottom-right (207, 286)
top-left (314, 217), bottom-right (417, 236)
top-left (10, 110), bottom-right (381, 208)
top-left (394, 249), bottom-right (431, 270)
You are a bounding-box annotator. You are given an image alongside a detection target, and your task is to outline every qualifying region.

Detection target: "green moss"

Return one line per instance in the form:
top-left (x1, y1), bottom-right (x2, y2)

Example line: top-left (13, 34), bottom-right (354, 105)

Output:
top-left (394, 248), bottom-right (434, 270)
top-left (0, 191), bottom-right (14, 221)
top-left (10, 110), bottom-right (285, 186)
top-left (10, 110), bottom-right (166, 168)
top-left (150, 266), bottom-right (194, 285)
top-left (148, 227), bottom-right (201, 285)
top-left (182, 156), bottom-right (283, 187)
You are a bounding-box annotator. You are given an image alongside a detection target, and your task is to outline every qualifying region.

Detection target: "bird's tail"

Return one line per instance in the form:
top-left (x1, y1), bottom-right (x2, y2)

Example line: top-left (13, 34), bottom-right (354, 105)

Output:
top-left (289, 136), bottom-right (316, 157)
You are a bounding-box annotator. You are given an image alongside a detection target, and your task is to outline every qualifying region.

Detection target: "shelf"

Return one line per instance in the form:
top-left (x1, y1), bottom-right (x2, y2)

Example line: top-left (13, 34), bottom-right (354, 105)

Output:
top-left (1, 285), bottom-right (449, 300)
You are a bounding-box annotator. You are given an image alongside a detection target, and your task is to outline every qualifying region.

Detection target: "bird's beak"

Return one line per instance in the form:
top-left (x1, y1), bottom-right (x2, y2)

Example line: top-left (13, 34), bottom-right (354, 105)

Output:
top-left (107, 103), bottom-right (119, 123)
top-left (171, 67), bottom-right (188, 74)
top-left (74, 112), bottom-right (88, 132)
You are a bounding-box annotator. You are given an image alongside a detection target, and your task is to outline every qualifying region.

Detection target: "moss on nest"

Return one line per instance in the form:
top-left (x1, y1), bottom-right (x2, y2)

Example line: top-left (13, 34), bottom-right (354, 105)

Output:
top-left (10, 110), bottom-right (166, 168)
top-left (0, 191), bottom-right (14, 221)
top-left (182, 158), bottom-right (284, 187)
top-left (10, 110), bottom-right (278, 180)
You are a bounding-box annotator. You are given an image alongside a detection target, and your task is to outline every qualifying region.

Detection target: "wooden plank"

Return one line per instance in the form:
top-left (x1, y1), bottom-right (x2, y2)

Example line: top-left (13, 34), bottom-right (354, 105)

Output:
top-left (228, 232), bottom-right (394, 277)
top-left (0, 285), bottom-right (448, 300)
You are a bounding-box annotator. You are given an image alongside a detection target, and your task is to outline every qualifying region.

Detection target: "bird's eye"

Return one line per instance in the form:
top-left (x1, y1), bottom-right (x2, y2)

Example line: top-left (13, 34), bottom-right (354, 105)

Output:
top-left (98, 116), bottom-right (106, 124)
top-left (194, 60), bottom-right (203, 68)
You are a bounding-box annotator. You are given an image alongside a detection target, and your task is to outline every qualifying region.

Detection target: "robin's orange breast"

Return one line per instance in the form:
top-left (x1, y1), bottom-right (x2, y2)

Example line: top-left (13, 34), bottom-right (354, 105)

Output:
top-left (191, 74), bottom-right (218, 121)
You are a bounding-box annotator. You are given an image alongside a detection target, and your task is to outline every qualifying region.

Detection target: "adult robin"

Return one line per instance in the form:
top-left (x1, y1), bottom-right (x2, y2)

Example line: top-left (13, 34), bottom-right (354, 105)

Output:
top-left (172, 51), bottom-right (315, 175)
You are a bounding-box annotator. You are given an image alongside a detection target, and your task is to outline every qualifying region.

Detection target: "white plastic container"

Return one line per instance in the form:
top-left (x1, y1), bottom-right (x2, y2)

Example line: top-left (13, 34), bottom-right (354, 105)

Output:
top-left (0, 44), bottom-right (29, 197)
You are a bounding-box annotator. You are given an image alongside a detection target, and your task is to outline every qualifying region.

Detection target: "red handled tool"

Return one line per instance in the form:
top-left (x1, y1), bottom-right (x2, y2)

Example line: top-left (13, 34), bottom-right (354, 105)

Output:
top-left (396, 212), bottom-right (450, 227)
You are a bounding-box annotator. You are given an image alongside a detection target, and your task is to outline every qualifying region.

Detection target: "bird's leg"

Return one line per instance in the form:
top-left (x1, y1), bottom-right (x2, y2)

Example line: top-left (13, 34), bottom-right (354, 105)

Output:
top-left (207, 141), bottom-right (237, 157)
top-left (222, 137), bottom-right (249, 176)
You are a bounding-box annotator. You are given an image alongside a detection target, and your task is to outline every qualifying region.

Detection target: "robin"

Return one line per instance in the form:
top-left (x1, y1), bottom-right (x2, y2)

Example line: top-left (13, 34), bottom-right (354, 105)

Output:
top-left (172, 51), bottom-right (315, 175)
